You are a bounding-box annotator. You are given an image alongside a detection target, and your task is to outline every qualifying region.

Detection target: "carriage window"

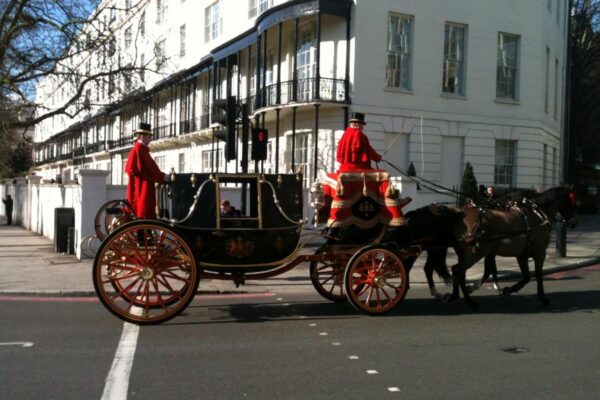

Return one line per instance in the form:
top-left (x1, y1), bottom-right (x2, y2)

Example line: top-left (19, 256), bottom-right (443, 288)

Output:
top-left (217, 177), bottom-right (260, 228)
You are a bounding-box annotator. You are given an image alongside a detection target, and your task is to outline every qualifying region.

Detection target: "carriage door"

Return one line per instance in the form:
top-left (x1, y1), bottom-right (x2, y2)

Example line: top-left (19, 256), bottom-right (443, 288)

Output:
top-left (440, 136), bottom-right (464, 192)
top-left (296, 24), bottom-right (315, 102)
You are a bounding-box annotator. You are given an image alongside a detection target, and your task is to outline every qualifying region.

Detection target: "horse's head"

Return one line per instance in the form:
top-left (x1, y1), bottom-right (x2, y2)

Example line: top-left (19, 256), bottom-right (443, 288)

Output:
top-left (456, 206), bottom-right (481, 245)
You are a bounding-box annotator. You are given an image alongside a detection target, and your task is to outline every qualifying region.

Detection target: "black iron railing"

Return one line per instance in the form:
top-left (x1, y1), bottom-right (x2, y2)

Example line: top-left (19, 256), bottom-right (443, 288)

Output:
top-left (260, 78), bottom-right (347, 108)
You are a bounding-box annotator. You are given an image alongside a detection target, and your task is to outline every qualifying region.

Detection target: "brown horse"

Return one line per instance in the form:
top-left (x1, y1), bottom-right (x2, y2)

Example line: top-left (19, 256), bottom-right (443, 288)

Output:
top-left (450, 201), bottom-right (552, 308)
top-left (471, 186), bottom-right (578, 293)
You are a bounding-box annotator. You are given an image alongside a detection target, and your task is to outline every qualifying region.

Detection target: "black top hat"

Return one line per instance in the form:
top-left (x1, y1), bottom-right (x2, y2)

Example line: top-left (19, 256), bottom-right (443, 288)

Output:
top-left (133, 122), bottom-right (152, 135)
top-left (348, 112), bottom-right (366, 125)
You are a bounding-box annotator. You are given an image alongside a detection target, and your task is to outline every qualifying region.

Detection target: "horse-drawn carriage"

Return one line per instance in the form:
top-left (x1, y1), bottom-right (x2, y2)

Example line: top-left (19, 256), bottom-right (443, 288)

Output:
top-left (92, 169), bottom-right (420, 325)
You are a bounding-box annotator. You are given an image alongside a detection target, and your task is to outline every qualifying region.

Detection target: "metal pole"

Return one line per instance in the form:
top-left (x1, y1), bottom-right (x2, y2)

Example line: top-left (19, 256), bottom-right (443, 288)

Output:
top-left (557, 0), bottom-right (573, 258)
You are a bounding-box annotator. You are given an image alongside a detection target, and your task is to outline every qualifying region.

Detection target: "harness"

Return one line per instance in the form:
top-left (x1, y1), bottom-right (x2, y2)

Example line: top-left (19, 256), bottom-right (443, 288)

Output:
top-left (461, 199), bottom-right (550, 254)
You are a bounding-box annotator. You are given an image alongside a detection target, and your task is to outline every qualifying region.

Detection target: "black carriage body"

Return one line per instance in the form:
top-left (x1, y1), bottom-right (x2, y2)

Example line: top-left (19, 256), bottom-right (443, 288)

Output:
top-left (169, 173), bottom-right (304, 271)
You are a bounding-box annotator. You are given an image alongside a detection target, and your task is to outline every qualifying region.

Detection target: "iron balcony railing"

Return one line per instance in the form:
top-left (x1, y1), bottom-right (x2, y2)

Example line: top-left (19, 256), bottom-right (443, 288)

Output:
top-left (260, 77), bottom-right (347, 108)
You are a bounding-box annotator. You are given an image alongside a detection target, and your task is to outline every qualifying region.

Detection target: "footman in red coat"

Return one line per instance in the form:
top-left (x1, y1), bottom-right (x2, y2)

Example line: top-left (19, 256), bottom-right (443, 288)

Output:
top-left (336, 112), bottom-right (382, 172)
top-left (124, 123), bottom-right (169, 219)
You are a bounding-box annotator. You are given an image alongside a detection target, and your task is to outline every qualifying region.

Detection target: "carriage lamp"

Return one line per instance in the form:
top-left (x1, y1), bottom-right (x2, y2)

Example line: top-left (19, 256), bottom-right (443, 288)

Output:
top-left (190, 173), bottom-right (197, 187)
top-left (170, 167), bottom-right (176, 182)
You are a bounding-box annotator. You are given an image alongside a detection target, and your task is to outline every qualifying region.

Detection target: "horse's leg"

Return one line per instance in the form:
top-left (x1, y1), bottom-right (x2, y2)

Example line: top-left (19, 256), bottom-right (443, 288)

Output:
top-left (533, 251), bottom-right (550, 306)
top-left (502, 255), bottom-right (530, 296)
top-left (469, 253), bottom-right (496, 293)
top-left (452, 263), bottom-right (478, 310)
top-left (425, 248), bottom-right (451, 301)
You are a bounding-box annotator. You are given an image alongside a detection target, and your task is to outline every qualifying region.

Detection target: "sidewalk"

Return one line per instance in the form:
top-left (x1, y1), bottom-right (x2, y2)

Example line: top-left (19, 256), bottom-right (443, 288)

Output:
top-left (1, 215), bottom-right (599, 296)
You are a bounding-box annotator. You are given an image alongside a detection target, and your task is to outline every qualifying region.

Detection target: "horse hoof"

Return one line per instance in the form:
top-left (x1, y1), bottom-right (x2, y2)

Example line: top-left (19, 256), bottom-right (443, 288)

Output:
top-left (501, 287), bottom-right (511, 297)
top-left (441, 293), bottom-right (452, 303)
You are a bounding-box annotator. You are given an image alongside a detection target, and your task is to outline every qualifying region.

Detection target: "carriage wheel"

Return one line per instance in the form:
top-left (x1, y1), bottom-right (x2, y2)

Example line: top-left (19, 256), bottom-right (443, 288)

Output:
top-left (309, 246), bottom-right (349, 303)
top-left (93, 221), bottom-right (199, 325)
top-left (344, 247), bottom-right (408, 315)
top-left (94, 199), bottom-right (135, 241)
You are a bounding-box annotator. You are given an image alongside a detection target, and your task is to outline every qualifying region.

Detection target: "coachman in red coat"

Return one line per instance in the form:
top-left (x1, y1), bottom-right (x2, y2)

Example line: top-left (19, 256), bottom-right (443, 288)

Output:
top-left (124, 123), bottom-right (169, 219)
top-left (336, 112), bottom-right (382, 172)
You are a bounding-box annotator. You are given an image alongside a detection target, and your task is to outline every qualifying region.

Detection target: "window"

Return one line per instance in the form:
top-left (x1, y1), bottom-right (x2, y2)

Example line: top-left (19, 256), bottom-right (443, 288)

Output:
top-left (178, 153), bottom-right (186, 172)
top-left (442, 23), bottom-right (467, 96)
top-left (201, 149), bottom-right (223, 171)
top-left (554, 58), bottom-right (559, 118)
top-left (107, 38), bottom-right (116, 57)
top-left (154, 156), bottom-right (165, 171)
top-left (494, 140), bottom-right (516, 186)
top-left (496, 33), bottom-right (520, 100)
top-left (296, 25), bottom-right (315, 101)
top-left (124, 27), bottom-right (132, 49)
top-left (205, 1), bottom-right (222, 42)
top-left (180, 25), bottom-right (186, 57)
top-left (547, 0), bottom-right (552, 11)
top-left (157, 0), bottom-right (168, 23)
top-left (249, 0), bottom-right (271, 18)
top-left (110, 7), bottom-right (117, 24)
top-left (386, 14), bottom-right (413, 90)
top-left (108, 74), bottom-right (115, 95)
top-left (544, 47), bottom-right (550, 112)
top-left (155, 39), bottom-right (166, 70)
top-left (140, 53), bottom-right (145, 82)
top-left (139, 11), bottom-right (145, 37)
top-left (556, 0), bottom-right (561, 25)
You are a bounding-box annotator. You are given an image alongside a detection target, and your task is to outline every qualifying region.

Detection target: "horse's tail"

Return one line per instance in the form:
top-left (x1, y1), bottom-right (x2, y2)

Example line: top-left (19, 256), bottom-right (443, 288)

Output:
top-left (425, 247), bottom-right (452, 283)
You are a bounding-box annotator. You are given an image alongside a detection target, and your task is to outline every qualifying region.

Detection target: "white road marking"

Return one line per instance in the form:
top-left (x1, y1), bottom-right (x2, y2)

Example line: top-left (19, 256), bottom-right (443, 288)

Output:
top-left (0, 342), bottom-right (34, 347)
top-left (366, 369), bottom-right (378, 374)
top-left (276, 297), bottom-right (283, 301)
top-left (348, 355), bottom-right (359, 360)
top-left (388, 387), bottom-right (401, 392)
top-left (331, 342), bottom-right (341, 346)
top-left (309, 323), bottom-right (317, 327)
top-left (319, 332), bottom-right (328, 336)
top-left (101, 307), bottom-right (142, 400)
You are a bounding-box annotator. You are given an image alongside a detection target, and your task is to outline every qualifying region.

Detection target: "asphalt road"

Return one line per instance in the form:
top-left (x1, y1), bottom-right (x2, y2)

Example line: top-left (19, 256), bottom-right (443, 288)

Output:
top-left (2, 266), bottom-right (600, 400)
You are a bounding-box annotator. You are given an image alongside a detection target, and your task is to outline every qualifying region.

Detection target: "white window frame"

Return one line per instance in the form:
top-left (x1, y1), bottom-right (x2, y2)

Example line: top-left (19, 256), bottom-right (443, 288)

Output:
top-left (544, 47), bottom-right (550, 112)
top-left (154, 155), bottom-right (165, 171)
top-left (249, 0), bottom-right (272, 18)
top-left (205, 1), bottom-right (222, 42)
top-left (180, 24), bottom-right (186, 57)
top-left (157, 0), bottom-right (168, 24)
top-left (124, 26), bottom-right (132, 49)
top-left (296, 24), bottom-right (316, 102)
top-left (442, 22), bottom-right (467, 96)
top-left (155, 39), bottom-right (166, 71)
top-left (386, 14), bottom-right (413, 90)
top-left (496, 32), bottom-right (520, 100)
top-left (494, 140), bottom-right (517, 187)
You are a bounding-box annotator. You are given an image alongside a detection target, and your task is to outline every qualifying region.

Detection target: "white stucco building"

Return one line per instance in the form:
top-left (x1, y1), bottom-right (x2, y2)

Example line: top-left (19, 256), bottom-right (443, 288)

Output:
top-left (33, 0), bottom-right (569, 199)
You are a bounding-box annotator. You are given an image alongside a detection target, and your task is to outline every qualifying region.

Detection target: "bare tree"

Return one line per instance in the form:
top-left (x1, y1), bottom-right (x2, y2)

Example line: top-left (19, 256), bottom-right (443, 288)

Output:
top-left (569, 0), bottom-right (600, 175)
top-left (0, 0), bottom-right (160, 138)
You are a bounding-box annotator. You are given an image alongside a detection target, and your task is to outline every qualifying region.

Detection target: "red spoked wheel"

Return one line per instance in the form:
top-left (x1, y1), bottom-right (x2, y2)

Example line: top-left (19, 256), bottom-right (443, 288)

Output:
top-left (94, 199), bottom-right (135, 241)
top-left (93, 220), bottom-right (199, 325)
top-left (344, 247), bottom-right (408, 315)
top-left (309, 246), bottom-right (349, 303)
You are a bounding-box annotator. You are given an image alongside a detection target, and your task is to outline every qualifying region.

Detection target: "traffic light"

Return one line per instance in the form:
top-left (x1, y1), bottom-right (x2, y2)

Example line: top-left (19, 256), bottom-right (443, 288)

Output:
top-left (212, 96), bottom-right (237, 161)
top-left (251, 127), bottom-right (268, 161)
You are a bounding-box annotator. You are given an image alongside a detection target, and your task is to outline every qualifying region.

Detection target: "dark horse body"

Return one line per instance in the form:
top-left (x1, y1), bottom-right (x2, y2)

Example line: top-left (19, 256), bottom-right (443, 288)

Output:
top-left (472, 186), bottom-right (578, 293)
top-left (396, 186), bottom-right (578, 308)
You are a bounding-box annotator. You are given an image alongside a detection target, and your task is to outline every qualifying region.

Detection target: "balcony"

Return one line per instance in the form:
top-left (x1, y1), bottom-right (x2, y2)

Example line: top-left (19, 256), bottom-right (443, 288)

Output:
top-left (259, 77), bottom-right (347, 109)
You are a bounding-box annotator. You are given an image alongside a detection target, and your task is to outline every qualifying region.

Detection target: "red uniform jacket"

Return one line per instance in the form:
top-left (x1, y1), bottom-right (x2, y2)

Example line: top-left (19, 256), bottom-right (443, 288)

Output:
top-left (336, 127), bottom-right (382, 172)
top-left (125, 142), bottom-right (165, 219)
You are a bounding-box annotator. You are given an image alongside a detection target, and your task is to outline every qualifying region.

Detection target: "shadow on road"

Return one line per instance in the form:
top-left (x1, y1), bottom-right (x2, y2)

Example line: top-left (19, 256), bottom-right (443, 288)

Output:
top-left (163, 289), bottom-right (600, 326)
